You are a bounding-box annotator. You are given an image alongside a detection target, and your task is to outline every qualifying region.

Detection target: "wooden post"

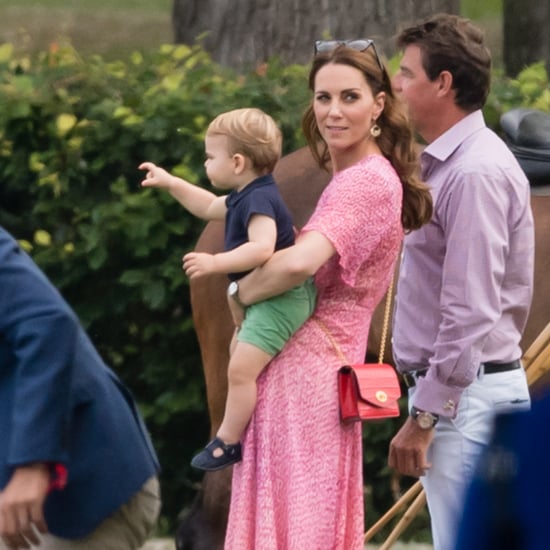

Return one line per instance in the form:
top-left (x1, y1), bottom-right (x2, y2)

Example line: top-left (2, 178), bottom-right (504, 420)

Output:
top-left (363, 480), bottom-right (422, 544)
top-left (523, 322), bottom-right (550, 370)
top-left (378, 490), bottom-right (427, 550)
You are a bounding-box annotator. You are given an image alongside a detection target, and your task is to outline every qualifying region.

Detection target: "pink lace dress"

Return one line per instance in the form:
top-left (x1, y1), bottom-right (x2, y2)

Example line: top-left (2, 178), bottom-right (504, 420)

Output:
top-left (224, 155), bottom-right (404, 550)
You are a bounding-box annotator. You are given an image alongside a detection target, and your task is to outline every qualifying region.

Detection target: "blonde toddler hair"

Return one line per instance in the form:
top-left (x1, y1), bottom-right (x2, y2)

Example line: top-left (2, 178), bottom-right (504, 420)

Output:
top-left (207, 108), bottom-right (282, 174)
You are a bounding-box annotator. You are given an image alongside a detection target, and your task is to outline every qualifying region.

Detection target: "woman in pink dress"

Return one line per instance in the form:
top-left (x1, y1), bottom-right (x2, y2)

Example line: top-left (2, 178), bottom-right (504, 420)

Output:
top-left (224, 40), bottom-right (433, 549)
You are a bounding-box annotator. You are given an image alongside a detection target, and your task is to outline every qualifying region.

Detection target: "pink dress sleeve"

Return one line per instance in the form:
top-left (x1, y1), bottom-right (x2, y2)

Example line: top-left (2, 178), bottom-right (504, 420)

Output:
top-left (303, 155), bottom-right (403, 287)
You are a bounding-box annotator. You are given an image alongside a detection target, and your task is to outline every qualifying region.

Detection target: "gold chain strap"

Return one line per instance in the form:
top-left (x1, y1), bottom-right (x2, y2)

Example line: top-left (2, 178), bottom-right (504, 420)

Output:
top-left (314, 317), bottom-right (348, 364)
top-left (378, 271), bottom-right (395, 364)
top-left (315, 270), bottom-right (395, 365)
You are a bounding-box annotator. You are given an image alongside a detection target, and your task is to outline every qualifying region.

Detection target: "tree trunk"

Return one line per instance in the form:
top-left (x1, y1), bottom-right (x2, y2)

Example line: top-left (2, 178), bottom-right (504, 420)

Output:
top-left (173, 0), bottom-right (459, 70)
top-left (503, 0), bottom-right (550, 77)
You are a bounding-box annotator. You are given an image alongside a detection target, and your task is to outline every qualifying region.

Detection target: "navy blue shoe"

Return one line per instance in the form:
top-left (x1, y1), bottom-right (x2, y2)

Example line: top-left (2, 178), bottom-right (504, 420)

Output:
top-left (190, 437), bottom-right (242, 471)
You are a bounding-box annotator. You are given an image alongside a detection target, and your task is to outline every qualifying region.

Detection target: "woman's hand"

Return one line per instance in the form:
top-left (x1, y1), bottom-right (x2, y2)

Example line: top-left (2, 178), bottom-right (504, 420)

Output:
top-left (227, 295), bottom-right (245, 328)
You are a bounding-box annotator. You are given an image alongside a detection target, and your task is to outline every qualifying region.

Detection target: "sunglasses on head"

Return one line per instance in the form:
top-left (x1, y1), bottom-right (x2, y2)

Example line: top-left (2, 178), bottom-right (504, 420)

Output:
top-left (314, 39), bottom-right (384, 70)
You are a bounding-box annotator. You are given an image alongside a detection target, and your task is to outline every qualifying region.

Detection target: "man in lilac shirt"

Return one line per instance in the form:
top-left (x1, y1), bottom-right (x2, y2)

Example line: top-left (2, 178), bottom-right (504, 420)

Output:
top-left (388, 13), bottom-right (534, 550)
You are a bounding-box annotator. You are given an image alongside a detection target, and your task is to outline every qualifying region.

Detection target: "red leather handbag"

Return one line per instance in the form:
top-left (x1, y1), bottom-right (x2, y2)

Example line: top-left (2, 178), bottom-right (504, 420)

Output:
top-left (316, 273), bottom-right (401, 423)
top-left (337, 363), bottom-right (401, 423)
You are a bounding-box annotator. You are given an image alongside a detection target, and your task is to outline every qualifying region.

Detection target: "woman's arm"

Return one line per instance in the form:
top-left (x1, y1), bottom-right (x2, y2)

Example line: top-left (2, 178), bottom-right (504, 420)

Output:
top-left (237, 229), bottom-right (335, 305)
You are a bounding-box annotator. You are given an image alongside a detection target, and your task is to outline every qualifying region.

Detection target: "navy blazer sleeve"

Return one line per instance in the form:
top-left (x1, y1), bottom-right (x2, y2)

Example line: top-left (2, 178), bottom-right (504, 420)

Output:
top-left (0, 229), bottom-right (78, 465)
top-left (0, 227), bottom-right (160, 538)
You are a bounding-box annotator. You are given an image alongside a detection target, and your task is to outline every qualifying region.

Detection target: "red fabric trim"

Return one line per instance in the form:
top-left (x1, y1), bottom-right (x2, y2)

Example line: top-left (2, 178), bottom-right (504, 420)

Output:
top-left (48, 463), bottom-right (68, 492)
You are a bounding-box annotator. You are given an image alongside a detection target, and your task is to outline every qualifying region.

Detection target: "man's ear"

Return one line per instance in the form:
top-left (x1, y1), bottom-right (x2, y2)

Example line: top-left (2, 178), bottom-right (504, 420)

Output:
top-left (437, 70), bottom-right (454, 97)
top-left (232, 153), bottom-right (247, 175)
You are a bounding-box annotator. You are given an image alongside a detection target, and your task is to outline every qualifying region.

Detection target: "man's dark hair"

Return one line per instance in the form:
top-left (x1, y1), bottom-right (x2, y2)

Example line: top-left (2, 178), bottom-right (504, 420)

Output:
top-left (397, 13), bottom-right (492, 111)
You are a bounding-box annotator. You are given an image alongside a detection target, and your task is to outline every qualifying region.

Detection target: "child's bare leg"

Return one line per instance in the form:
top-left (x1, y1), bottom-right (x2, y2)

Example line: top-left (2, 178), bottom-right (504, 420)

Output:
top-left (216, 341), bottom-right (272, 446)
top-left (190, 341), bottom-right (272, 469)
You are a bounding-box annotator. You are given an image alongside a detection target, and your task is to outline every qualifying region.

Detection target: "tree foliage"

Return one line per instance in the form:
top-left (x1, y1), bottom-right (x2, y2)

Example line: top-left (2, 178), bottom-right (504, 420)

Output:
top-left (0, 40), bottom-right (308, 531)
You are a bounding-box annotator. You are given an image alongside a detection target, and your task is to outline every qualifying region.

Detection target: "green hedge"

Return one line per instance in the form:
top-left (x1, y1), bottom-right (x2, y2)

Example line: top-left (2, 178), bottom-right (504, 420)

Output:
top-left (0, 40), bottom-right (548, 537)
top-left (0, 41), bottom-right (309, 533)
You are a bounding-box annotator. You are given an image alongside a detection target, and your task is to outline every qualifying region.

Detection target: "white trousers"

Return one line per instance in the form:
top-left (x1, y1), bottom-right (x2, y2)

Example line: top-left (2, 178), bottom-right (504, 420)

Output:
top-left (0, 476), bottom-right (160, 550)
top-left (414, 367), bottom-right (530, 550)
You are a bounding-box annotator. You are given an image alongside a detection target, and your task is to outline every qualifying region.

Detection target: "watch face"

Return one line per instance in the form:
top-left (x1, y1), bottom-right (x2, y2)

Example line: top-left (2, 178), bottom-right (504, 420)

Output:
top-left (411, 406), bottom-right (438, 429)
top-left (228, 281), bottom-right (238, 296)
top-left (417, 413), bottom-right (434, 429)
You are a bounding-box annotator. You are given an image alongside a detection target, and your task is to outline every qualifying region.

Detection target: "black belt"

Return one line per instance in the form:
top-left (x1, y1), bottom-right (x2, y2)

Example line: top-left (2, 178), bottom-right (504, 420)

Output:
top-left (482, 360), bottom-right (522, 374)
top-left (401, 359), bottom-right (522, 388)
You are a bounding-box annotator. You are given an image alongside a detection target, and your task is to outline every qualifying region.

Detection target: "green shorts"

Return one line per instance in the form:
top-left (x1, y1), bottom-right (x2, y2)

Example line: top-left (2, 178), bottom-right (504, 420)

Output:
top-left (237, 278), bottom-right (316, 356)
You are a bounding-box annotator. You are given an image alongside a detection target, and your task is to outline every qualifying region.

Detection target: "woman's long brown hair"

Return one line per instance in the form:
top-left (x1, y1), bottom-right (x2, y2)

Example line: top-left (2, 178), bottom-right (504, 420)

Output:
top-left (301, 45), bottom-right (433, 232)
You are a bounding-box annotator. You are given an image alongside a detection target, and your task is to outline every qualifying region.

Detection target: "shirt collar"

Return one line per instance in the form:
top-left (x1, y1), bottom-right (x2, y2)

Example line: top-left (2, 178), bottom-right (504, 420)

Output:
top-left (423, 110), bottom-right (486, 163)
top-left (227, 173), bottom-right (275, 205)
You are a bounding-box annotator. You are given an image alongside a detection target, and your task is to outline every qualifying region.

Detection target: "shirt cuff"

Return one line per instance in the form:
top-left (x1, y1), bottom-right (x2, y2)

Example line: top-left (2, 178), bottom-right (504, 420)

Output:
top-left (48, 463), bottom-right (68, 492)
top-left (413, 377), bottom-right (464, 418)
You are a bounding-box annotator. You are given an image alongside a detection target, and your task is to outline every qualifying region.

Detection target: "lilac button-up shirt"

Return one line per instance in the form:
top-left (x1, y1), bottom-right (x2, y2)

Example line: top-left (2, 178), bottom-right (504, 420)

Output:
top-left (392, 110), bottom-right (535, 417)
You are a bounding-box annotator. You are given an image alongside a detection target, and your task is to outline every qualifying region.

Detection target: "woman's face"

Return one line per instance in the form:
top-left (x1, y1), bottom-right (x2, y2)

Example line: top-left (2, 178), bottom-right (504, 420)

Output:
top-left (313, 62), bottom-right (384, 156)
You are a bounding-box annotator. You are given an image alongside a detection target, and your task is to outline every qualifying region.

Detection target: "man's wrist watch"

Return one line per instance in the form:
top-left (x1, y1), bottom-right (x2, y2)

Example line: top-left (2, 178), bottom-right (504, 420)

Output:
top-left (410, 406), bottom-right (439, 430)
top-left (227, 281), bottom-right (245, 307)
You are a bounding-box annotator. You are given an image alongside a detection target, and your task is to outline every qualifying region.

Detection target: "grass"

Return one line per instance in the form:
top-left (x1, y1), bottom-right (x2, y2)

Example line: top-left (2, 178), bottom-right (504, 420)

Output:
top-left (0, 0), bottom-right (172, 58)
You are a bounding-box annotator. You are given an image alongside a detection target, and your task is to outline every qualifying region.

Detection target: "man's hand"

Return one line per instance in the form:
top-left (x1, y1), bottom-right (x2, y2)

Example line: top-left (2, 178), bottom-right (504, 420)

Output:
top-left (0, 464), bottom-right (50, 549)
top-left (388, 416), bottom-right (435, 477)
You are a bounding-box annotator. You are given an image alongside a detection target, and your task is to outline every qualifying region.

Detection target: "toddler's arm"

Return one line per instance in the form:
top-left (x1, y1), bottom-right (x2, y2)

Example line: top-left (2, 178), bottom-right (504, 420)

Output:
top-left (183, 214), bottom-right (277, 278)
top-left (139, 161), bottom-right (226, 221)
